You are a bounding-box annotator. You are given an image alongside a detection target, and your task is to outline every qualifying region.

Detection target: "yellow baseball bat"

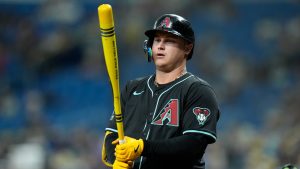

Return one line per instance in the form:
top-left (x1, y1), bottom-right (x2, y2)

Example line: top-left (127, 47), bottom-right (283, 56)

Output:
top-left (98, 4), bottom-right (124, 143)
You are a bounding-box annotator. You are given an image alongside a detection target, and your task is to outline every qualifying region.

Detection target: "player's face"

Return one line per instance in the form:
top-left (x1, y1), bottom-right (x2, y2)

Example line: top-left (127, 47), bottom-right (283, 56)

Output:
top-left (152, 32), bottom-right (191, 71)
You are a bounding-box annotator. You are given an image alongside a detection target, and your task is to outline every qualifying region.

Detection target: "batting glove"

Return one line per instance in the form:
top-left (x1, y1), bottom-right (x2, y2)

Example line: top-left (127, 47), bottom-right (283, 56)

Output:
top-left (112, 136), bottom-right (144, 162)
top-left (113, 160), bottom-right (133, 169)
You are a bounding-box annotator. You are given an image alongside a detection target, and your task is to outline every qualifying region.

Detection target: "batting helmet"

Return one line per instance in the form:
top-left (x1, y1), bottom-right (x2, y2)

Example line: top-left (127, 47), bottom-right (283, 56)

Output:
top-left (143, 14), bottom-right (195, 62)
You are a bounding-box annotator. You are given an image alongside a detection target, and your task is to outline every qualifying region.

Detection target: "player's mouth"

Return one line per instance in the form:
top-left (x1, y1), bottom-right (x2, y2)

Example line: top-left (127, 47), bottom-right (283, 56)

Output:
top-left (156, 53), bottom-right (165, 58)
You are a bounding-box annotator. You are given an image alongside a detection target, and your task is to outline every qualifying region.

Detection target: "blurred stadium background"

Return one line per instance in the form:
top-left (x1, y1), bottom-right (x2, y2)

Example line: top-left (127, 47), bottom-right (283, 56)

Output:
top-left (0, 0), bottom-right (299, 169)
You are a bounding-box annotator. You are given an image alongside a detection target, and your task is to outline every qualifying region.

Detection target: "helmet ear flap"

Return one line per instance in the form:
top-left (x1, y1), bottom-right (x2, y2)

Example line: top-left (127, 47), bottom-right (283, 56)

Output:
top-left (143, 40), bottom-right (153, 62)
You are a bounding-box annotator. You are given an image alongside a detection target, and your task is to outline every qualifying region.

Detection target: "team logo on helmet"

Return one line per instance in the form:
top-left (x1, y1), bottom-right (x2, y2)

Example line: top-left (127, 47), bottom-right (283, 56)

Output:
top-left (193, 107), bottom-right (211, 126)
top-left (158, 17), bottom-right (172, 29)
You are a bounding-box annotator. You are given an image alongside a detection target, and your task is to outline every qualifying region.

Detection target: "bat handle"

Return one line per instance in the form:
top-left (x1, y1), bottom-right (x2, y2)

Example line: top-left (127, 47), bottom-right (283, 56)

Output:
top-left (115, 111), bottom-right (125, 143)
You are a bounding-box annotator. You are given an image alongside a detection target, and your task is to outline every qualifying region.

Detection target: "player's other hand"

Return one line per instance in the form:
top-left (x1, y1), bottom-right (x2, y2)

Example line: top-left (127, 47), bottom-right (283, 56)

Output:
top-left (112, 136), bottom-right (144, 162)
top-left (113, 160), bottom-right (133, 169)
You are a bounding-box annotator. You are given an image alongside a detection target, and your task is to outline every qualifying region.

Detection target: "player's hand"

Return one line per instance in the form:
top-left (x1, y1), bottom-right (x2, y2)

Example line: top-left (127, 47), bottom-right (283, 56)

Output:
top-left (112, 136), bottom-right (144, 162)
top-left (112, 160), bottom-right (133, 169)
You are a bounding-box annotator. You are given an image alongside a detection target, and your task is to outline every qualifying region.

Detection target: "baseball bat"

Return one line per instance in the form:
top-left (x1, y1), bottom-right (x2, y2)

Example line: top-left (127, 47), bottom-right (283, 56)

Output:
top-left (98, 4), bottom-right (124, 143)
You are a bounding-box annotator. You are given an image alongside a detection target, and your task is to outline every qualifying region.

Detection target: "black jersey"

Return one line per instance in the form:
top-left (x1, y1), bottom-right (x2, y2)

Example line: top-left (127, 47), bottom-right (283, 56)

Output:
top-left (105, 72), bottom-right (220, 169)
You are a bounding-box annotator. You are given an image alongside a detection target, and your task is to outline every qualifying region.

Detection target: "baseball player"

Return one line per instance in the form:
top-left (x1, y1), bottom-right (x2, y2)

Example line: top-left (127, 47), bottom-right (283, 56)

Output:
top-left (102, 14), bottom-right (220, 169)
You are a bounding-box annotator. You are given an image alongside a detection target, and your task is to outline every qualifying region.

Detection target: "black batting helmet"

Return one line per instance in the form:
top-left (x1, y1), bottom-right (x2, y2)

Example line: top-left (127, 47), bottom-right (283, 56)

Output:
top-left (144, 14), bottom-right (195, 61)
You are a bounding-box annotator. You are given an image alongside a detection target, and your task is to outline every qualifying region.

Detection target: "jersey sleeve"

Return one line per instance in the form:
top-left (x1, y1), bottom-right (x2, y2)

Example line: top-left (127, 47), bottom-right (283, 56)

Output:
top-left (182, 82), bottom-right (220, 143)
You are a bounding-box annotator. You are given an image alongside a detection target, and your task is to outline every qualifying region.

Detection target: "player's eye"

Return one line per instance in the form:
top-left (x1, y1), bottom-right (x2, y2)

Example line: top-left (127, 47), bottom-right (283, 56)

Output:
top-left (154, 38), bottom-right (161, 43)
top-left (165, 39), bottom-right (176, 43)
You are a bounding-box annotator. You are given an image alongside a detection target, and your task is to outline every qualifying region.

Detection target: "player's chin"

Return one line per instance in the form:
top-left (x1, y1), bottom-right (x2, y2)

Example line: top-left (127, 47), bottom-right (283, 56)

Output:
top-left (154, 60), bottom-right (168, 68)
top-left (154, 56), bottom-right (168, 64)
top-left (155, 62), bottom-right (172, 72)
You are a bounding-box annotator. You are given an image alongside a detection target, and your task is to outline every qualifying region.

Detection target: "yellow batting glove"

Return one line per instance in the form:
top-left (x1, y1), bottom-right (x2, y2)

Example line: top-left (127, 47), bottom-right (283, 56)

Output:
top-left (114, 136), bottom-right (144, 162)
top-left (113, 160), bottom-right (132, 169)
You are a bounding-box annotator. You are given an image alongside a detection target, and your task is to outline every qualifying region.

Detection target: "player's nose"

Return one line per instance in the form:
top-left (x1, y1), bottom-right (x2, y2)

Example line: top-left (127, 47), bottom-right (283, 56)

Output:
top-left (157, 41), bottom-right (165, 50)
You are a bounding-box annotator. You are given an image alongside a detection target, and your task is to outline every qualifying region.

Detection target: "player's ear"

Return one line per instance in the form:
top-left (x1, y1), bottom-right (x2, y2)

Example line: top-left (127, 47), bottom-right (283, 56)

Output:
top-left (184, 43), bottom-right (193, 56)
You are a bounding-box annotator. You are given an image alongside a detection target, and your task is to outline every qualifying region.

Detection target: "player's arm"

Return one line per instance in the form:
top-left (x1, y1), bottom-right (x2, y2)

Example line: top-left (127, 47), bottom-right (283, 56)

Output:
top-left (142, 133), bottom-right (209, 158)
top-left (182, 82), bottom-right (220, 143)
top-left (114, 133), bottom-right (209, 162)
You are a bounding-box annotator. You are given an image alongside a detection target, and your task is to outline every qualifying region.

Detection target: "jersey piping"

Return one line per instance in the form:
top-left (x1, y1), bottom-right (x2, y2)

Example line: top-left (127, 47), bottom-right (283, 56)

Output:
top-left (147, 75), bottom-right (154, 97)
top-left (183, 130), bottom-right (217, 141)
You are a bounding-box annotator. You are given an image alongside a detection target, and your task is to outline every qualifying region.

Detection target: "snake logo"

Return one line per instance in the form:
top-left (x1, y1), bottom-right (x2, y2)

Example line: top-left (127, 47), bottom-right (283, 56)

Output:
top-left (193, 107), bottom-right (211, 126)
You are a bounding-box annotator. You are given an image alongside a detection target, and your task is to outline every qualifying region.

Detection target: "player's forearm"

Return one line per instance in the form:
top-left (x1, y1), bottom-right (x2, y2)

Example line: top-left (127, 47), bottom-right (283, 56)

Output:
top-left (141, 134), bottom-right (208, 158)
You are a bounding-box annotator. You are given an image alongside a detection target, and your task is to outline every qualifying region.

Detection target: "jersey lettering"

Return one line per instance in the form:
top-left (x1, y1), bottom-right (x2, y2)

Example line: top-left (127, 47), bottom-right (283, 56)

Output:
top-left (152, 99), bottom-right (179, 126)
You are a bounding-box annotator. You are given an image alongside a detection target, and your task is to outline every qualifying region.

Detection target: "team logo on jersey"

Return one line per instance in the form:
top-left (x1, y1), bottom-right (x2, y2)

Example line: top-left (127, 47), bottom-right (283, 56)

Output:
top-left (152, 99), bottom-right (179, 126)
top-left (193, 107), bottom-right (211, 126)
top-left (158, 17), bottom-right (172, 29)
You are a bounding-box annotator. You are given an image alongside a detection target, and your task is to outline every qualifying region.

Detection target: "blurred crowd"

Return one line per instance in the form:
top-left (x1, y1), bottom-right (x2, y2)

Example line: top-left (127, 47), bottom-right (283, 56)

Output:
top-left (0, 0), bottom-right (299, 169)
